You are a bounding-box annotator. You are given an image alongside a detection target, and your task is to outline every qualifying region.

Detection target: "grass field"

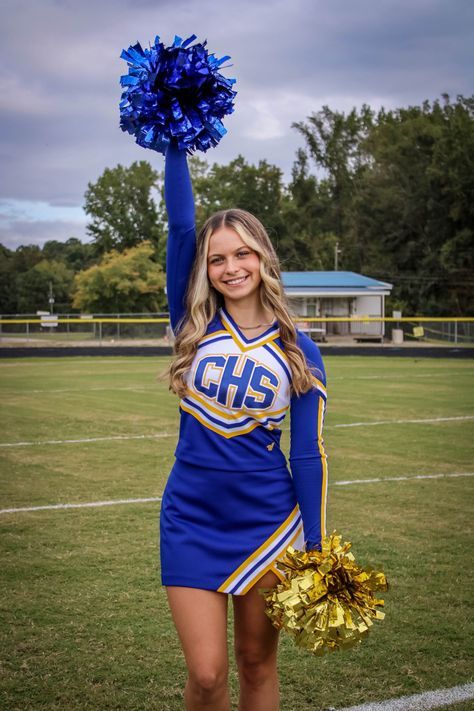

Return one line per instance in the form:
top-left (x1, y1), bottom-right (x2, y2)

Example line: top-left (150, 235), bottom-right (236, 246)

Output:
top-left (0, 355), bottom-right (473, 710)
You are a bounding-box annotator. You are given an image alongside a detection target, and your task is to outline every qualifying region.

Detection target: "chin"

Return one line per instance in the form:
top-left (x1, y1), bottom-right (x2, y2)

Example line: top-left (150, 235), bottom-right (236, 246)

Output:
top-left (228, 291), bottom-right (259, 304)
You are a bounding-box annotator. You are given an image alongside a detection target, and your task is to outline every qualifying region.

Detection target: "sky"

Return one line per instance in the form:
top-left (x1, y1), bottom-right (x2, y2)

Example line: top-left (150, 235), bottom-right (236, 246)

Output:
top-left (0, 0), bottom-right (472, 251)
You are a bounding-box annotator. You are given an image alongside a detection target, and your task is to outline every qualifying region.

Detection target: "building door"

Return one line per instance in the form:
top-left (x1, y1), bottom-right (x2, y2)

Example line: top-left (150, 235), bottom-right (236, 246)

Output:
top-left (322, 298), bottom-right (350, 335)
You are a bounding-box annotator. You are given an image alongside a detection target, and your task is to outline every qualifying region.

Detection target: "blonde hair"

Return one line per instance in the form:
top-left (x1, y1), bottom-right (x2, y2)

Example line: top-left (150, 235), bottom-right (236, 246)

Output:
top-left (168, 209), bottom-right (316, 398)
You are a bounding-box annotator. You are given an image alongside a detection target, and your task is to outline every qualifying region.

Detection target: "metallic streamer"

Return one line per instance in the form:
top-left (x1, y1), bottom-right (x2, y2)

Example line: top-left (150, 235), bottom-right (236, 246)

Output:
top-left (260, 532), bottom-right (389, 656)
top-left (119, 34), bottom-right (237, 154)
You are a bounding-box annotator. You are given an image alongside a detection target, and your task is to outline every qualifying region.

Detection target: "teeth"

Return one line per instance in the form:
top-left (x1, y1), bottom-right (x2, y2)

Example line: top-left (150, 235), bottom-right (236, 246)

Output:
top-left (226, 276), bottom-right (246, 285)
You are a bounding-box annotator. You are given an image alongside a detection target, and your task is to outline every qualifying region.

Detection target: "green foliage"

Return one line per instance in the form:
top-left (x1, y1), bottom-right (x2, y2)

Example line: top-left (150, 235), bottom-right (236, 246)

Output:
top-left (279, 150), bottom-right (338, 270)
top-left (0, 243), bottom-right (81, 314)
top-left (11, 244), bottom-right (44, 271)
top-left (2, 95), bottom-right (472, 316)
top-left (42, 238), bottom-right (96, 272)
top-left (72, 241), bottom-right (166, 313)
top-left (189, 154), bottom-right (289, 252)
top-left (293, 95), bottom-right (474, 315)
top-left (0, 244), bottom-right (16, 313)
top-left (84, 162), bottom-right (165, 261)
top-left (15, 259), bottom-right (75, 314)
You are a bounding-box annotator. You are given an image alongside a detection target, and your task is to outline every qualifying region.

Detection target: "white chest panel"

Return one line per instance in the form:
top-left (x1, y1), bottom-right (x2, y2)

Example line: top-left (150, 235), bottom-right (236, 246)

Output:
top-left (182, 331), bottom-right (291, 436)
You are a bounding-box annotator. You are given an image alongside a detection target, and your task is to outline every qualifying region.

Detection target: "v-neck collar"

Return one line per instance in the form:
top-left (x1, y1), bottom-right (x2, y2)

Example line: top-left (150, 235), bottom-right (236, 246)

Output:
top-left (219, 307), bottom-right (279, 351)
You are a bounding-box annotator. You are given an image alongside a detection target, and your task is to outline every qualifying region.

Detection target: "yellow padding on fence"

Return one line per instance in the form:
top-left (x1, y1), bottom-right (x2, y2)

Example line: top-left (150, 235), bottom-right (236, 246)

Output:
top-left (0, 317), bottom-right (473, 325)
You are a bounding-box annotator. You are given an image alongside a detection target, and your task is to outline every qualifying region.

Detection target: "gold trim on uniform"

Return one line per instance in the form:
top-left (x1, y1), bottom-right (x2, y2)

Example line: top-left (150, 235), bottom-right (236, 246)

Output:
top-left (217, 506), bottom-right (303, 594)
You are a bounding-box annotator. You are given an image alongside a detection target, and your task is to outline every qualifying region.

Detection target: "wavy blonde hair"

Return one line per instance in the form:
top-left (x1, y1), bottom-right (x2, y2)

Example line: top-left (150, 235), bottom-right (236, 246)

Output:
top-left (168, 208), bottom-right (316, 398)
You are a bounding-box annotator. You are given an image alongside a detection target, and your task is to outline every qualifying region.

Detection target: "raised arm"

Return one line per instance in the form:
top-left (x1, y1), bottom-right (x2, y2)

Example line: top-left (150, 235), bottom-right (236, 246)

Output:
top-left (165, 143), bottom-right (197, 332)
top-left (289, 334), bottom-right (328, 551)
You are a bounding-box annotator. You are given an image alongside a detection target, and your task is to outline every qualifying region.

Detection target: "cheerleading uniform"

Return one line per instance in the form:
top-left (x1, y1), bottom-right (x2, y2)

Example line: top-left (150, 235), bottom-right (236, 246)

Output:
top-left (159, 145), bottom-right (328, 595)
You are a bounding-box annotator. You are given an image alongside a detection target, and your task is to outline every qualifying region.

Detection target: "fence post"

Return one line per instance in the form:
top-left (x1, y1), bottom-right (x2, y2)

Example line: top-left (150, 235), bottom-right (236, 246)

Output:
top-left (454, 320), bottom-right (458, 344)
top-left (117, 315), bottom-right (120, 341)
top-left (99, 321), bottom-right (102, 346)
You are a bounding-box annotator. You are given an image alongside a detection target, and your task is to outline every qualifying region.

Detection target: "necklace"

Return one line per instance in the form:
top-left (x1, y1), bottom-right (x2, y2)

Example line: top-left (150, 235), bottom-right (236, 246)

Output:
top-left (235, 320), bottom-right (274, 330)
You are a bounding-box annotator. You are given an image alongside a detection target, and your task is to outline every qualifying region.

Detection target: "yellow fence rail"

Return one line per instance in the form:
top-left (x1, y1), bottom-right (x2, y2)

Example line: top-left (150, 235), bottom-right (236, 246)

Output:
top-left (0, 316), bottom-right (473, 325)
top-left (0, 315), bottom-right (473, 346)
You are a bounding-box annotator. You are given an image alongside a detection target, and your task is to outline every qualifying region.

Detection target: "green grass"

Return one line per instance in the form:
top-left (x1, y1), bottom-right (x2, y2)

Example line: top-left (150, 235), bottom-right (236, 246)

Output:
top-left (0, 355), bottom-right (473, 710)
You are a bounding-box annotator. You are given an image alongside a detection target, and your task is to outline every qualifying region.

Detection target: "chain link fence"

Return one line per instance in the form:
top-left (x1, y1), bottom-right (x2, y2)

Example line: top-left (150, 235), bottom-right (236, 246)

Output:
top-left (1, 314), bottom-right (473, 347)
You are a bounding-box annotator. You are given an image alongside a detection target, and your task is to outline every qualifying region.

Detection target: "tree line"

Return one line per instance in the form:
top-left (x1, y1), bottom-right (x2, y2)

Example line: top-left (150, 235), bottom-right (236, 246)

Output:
top-left (1, 95), bottom-right (472, 316)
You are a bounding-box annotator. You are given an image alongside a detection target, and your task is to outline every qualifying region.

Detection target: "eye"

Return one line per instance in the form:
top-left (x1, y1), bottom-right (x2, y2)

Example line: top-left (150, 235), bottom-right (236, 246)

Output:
top-left (209, 256), bottom-right (223, 265)
top-left (237, 250), bottom-right (251, 258)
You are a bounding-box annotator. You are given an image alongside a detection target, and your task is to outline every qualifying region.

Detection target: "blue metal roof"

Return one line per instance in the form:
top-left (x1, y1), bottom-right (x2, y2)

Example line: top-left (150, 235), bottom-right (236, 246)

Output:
top-left (281, 271), bottom-right (392, 290)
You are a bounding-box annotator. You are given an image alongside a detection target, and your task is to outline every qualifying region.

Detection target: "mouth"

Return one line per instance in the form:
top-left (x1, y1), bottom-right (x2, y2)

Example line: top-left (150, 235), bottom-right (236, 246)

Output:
top-left (223, 275), bottom-right (249, 286)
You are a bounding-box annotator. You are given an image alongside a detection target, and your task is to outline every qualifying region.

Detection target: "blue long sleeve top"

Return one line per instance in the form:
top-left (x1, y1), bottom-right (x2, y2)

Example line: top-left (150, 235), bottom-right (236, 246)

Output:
top-left (164, 144), bottom-right (328, 550)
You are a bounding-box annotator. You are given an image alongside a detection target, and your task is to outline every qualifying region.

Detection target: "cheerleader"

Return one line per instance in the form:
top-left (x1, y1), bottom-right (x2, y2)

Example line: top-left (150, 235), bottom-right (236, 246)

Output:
top-left (160, 143), bottom-right (328, 710)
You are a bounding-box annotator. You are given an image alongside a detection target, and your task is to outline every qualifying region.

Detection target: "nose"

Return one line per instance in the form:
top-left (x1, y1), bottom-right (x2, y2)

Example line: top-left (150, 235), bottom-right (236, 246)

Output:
top-left (224, 258), bottom-right (240, 274)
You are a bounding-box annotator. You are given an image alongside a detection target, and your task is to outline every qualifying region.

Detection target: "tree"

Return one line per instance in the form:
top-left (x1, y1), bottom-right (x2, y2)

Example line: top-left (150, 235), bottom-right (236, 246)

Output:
top-left (280, 150), bottom-right (337, 270)
top-left (353, 96), bottom-right (474, 314)
top-left (292, 96), bottom-right (474, 314)
top-left (293, 105), bottom-right (374, 255)
top-left (84, 162), bottom-right (164, 259)
top-left (11, 244), bottom-right (43, 273)
top-left (187, 154), bottom-right (290, 260)
top-left (15, 259), bottom-right (74, 314)
top-left (72, 241), bottom-right (166, 313)
top-left (0, 245), bottom-right (16, 313)
top-left (42, 238), bottom-right (96, 272)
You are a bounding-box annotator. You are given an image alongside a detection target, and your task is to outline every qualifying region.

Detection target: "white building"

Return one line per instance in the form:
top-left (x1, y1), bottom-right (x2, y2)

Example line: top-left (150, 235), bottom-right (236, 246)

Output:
top-left (282, 271), bottom-right (393, 340)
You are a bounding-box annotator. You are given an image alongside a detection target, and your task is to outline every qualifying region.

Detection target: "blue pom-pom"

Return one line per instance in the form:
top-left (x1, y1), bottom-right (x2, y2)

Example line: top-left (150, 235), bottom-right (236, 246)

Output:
top-left (119, 34), bottom-right (237, 154)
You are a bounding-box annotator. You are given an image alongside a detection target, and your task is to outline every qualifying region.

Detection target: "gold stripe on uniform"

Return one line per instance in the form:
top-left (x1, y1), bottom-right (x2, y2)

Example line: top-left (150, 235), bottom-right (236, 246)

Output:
top-left (238, 523), bottom-right (303, 594)
top-left (198, 330), bottom-right (229, 344)
top-left (217, 505), bottom-right (300, 592)
top-left (185, 389), bottom-right (289, 422)
top-left (317, 397), bottom-right (328, 537)
top-left (179, 401), bottom-right (262, 438)
top-left (220, 313), bottom-right (280, 352)
top-left (311, 375), bottom-right (327, 398)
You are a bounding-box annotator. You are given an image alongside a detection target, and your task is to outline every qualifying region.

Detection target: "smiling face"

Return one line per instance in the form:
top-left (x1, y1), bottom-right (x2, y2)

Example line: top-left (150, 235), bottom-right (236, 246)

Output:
top-left (207, 226), bottom-right (262, 306)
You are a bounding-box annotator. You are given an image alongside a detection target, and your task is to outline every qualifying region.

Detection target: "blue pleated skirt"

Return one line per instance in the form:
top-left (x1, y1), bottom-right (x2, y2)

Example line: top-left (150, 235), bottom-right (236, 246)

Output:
top-left (160, 458), bottom-right (304, 595)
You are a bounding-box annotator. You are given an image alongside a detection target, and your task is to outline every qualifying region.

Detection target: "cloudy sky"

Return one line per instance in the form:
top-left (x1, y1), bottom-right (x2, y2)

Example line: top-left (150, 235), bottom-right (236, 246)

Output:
top-left (0, 0), bottom-right (472, 250)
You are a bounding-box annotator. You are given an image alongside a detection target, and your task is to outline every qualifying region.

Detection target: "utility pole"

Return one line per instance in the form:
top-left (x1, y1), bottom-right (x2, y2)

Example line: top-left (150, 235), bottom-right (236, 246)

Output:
top-left (48, 281), bottom-right (55, 315)
top-left (334, 241), bottom-right (342, 271)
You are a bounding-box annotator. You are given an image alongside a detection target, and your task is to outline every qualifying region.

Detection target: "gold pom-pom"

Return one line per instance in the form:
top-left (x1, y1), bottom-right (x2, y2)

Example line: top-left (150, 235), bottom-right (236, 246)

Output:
top-left (260, 532), bottom-right (388, 656)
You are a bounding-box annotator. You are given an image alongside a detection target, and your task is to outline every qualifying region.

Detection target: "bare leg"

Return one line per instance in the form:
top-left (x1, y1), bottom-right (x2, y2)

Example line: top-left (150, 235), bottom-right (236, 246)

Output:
top-left (166, 586), bottom-right (230, 710)
top-left (232, 570), bottom-right (281, 711)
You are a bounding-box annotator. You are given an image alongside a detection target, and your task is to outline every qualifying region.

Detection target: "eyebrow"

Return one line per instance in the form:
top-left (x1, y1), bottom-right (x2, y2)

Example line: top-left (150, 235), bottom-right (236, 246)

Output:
top-left (207, 246), bottom-right (250, 259)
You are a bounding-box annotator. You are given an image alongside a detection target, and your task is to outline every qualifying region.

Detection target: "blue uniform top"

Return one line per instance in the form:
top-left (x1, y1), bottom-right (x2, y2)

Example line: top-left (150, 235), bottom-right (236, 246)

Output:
top-left (165, 144), bottom-right (328, 551)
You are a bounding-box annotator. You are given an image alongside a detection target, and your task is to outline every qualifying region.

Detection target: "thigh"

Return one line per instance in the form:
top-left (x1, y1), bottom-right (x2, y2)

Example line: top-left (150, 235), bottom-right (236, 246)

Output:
top-left (166, 586), bottom-right (229, 674)
top-left (232, 570), bottom-right (280, 661)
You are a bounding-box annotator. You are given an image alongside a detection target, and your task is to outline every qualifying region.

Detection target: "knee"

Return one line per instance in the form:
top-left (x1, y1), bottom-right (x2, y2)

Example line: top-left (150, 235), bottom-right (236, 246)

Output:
top-left (235, 647), bottom-right (276, 688)
top-left (188, 664), bottom-right (228, 699)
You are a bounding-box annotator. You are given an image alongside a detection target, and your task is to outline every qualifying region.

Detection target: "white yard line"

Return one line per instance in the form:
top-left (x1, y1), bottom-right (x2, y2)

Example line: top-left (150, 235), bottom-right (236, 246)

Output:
top-left (0, 358), bottom-right (159, 369)
top-left (1, 415), bottom-right (472, 449)
top-left (335, 472), bottom-right (474, 486)
top-left (330, 415), bottom-right (474, 428)
top-left (2, 386), bottom-right (152, 394)
top-left (337, 681), bottom-right (474, 711)
top-left (0, 433), bottom-right (175, 448)
top-left (0, 497), bottom-right (163, 514)
top-left (1, 472), bottom-right (471, 515)
top-left (331, 371), bottom-right (471, 381)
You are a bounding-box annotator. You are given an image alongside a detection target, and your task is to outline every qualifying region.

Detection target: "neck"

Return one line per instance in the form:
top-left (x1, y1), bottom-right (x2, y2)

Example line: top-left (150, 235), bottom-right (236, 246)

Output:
top-left (223, 299), bottom-right (274, 328)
